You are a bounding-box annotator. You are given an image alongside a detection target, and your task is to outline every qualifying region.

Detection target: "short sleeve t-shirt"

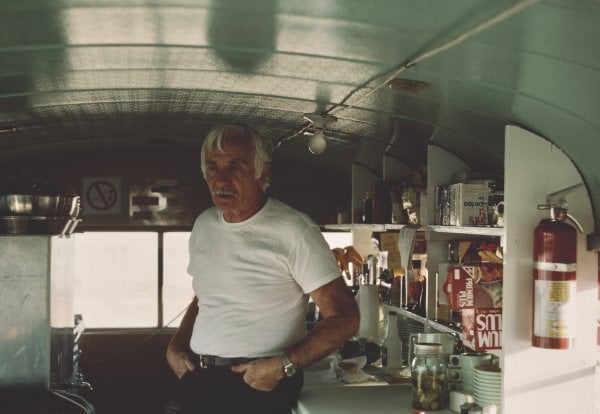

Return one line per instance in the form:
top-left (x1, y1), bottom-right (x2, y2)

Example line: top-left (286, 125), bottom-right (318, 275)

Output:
top-left (187, 198), bottom-right (341, 357)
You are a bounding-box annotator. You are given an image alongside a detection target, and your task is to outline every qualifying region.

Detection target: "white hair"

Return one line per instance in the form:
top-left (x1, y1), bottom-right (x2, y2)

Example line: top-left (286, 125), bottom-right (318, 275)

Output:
top-left (200, 123), bottom-right (273, 190)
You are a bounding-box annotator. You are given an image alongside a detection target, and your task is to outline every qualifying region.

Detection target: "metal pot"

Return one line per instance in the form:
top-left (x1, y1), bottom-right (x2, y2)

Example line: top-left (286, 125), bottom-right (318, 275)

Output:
top-left (0, 194), bottom-right (80, 217)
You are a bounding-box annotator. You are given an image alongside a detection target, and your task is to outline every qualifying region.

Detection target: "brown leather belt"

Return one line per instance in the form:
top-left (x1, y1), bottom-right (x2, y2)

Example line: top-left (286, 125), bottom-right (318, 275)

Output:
top-left (198, 355), bottom-right (260, 368)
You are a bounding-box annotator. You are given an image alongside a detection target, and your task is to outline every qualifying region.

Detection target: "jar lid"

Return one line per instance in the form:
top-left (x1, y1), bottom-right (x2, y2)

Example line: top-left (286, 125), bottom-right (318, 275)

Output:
top-left (414, 342), bottom-right (443, 356)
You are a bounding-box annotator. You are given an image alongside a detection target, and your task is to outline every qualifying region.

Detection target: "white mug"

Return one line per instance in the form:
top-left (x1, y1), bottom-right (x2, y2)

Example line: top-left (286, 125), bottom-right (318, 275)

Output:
top-left (447, 367), bottom-right (462, 382)
top-left (448, 352), bottom-right (491, 392)
top-left (449, 352), bottom-right (491, 370)
top-left (494, 201), bottom-right (505, 226)
top-left (449, 391), bottom-right (475, 413)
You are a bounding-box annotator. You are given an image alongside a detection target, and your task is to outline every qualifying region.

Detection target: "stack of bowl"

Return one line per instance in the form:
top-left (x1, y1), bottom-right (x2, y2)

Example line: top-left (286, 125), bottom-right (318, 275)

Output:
top-left (473, 363), bottom-right (501, 412)
top-left (0, 194), bottom-right (81, 235)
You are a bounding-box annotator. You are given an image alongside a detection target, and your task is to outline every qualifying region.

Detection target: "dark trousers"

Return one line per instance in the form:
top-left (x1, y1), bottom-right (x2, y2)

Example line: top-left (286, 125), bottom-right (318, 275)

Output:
top-left (178, 367), bottom-right (303, 414)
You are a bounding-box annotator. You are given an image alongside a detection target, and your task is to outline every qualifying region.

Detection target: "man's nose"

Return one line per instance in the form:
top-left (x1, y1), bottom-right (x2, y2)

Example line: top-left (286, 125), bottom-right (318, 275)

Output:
top-left (213, 168), bottom-right (232, 182)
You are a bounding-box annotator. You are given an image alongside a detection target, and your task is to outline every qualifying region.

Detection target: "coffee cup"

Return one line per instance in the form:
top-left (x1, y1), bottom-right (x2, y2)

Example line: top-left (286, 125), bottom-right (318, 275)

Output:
top-left (449, 352), bottom-right (491, 370)
top-left (494, 201), bottom-right (505, 226)
top-left (449, 391), bottom-right (475, 413)
top-left (447, 367), bottom-right (462, 382)
top-left (448, 352), bottom-right (491, 392)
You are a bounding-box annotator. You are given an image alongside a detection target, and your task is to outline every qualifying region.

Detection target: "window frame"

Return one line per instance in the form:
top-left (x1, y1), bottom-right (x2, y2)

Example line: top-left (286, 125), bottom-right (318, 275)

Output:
top-left (75, 227), bottom-right (350, 332)
top-left (74, 227), bottom-right (192, 332)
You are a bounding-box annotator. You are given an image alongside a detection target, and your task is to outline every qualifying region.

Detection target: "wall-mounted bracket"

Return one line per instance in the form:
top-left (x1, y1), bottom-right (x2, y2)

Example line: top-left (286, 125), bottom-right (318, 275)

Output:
top-left (587, 233), bottom-right (600, 251)
top-left (539, 183), bottom-right (586, 234)
top-left (543, 182), bottom-right (600, 250)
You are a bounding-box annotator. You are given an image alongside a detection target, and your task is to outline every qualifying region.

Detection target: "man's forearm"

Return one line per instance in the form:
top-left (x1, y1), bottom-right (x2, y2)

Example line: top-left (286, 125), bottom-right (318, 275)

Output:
top-left (283, 277), bottom-right (359, 370)
top-left (284, 312), bottom-right (358, 370)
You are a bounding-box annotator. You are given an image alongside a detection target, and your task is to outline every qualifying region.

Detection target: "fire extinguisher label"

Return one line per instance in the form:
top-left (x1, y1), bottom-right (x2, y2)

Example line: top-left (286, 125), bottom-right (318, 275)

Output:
top-left (533, 261), bottom-right (577, 272)
top-left (534, 279), bottom-right (577, 339)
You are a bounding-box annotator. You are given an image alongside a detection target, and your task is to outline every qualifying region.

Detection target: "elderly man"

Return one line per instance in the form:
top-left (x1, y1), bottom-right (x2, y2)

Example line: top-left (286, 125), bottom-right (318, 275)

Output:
top-left (166, 123), bottom-right (359, 413)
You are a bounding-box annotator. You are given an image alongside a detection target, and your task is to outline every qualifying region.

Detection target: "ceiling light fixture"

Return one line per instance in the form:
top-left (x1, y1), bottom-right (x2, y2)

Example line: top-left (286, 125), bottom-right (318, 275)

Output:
top-left (302, 113), bottom-right (337, 155)
top-left (306, 129), bottom-right (327, 155)
top-left (388, 78), bottom-right (428, 93)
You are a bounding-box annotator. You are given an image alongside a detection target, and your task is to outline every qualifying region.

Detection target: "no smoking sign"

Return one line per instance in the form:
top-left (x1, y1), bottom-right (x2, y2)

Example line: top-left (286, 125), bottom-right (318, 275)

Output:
top-left (82, 176), bottom-right (122, 215)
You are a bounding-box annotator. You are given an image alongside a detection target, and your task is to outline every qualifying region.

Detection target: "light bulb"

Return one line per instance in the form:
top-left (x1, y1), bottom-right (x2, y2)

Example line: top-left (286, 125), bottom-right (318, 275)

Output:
top-left (308, 129), bottom-right (327, 154)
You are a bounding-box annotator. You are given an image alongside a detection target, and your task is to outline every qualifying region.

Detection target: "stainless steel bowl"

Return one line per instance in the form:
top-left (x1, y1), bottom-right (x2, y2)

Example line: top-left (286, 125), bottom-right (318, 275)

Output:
top-left (0, 216), bottom-right (80, 235)
top-left (0, 194), bottom-right (80, 217)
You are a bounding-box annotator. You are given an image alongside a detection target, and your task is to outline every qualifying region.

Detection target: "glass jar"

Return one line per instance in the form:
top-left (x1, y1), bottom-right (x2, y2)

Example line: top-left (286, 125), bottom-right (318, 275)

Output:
top-left (411, 342), bottom-right (447, 411)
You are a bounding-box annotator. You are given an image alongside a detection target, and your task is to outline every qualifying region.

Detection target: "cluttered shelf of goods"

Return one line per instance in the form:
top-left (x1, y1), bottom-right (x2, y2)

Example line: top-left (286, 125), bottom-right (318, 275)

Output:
top-left (378, 232), bottom-right (504, 353)
top-left (426, 175), bottom-right (505, 355)
top-left (436, 237), bottom-right (504, 354)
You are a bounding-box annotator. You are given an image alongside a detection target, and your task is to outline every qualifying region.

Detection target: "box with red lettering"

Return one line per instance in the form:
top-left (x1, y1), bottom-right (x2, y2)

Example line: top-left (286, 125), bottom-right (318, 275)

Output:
top-left (443, 264), bottom-right (503, 310)
top-left (461, 308), bottom-right (502, 350)
top-left (448, 181), bottom-right (492, 226)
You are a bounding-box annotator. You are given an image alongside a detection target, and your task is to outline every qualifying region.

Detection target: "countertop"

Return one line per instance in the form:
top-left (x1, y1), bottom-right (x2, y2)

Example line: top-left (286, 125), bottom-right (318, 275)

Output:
top-left (293, 358), bottom-right (454, 414)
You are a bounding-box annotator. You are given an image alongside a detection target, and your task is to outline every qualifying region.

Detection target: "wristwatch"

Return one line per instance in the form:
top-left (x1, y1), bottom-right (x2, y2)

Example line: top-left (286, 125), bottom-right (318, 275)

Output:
top-left (278, 353), bottom-right (296, 377)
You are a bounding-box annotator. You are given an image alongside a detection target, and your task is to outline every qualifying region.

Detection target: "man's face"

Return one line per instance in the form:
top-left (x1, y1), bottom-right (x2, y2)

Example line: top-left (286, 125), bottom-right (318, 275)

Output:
top-left (204, 134), bottom-right (269, 223)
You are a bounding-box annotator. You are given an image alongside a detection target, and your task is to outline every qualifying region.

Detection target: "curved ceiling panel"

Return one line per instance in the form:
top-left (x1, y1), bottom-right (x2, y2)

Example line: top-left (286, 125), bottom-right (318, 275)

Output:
top-left (0, 0), bottom-right (599, 235)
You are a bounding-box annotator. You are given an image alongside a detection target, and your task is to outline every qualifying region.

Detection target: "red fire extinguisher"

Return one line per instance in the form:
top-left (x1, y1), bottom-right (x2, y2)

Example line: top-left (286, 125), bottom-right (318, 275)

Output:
top-left (532, 204), bottom-right (580, 349)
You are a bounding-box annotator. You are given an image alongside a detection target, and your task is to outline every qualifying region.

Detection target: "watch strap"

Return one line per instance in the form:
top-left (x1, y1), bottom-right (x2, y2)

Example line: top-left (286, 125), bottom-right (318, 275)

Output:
top-left (278, 353), bottom-right (296, 377)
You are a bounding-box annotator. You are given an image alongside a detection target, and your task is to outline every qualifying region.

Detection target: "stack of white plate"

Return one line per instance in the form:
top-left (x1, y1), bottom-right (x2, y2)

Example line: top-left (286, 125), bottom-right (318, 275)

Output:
top-left (473, 363), bottom-right (501, 412)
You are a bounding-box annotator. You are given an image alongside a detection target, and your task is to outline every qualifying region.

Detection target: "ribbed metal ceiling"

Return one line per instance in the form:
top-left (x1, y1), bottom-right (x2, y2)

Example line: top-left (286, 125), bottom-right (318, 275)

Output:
top-left (0, 0), bottom-right (599, 234)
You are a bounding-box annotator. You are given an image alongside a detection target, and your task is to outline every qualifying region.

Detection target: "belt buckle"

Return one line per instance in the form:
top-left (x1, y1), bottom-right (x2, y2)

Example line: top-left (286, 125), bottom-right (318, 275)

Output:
top-left (199, 355), bottom-right (213, 369)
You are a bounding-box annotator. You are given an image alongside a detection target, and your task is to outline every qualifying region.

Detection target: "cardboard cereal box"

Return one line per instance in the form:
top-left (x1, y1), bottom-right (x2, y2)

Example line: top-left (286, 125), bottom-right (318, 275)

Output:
top-left (443, 264), bottom-right (503, 310)
top-left (462, 308), bottom-right (502, 350)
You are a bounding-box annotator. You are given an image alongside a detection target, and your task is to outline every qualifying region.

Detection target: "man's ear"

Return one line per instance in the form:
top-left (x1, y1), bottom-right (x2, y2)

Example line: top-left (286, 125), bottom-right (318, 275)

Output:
top-left (259, 162), bottom-right (271, 183)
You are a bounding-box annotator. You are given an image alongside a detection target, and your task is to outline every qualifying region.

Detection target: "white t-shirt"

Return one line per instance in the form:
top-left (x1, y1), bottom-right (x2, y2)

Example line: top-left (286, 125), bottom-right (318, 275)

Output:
top-left (187, 198), bottom-right (341, 358)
